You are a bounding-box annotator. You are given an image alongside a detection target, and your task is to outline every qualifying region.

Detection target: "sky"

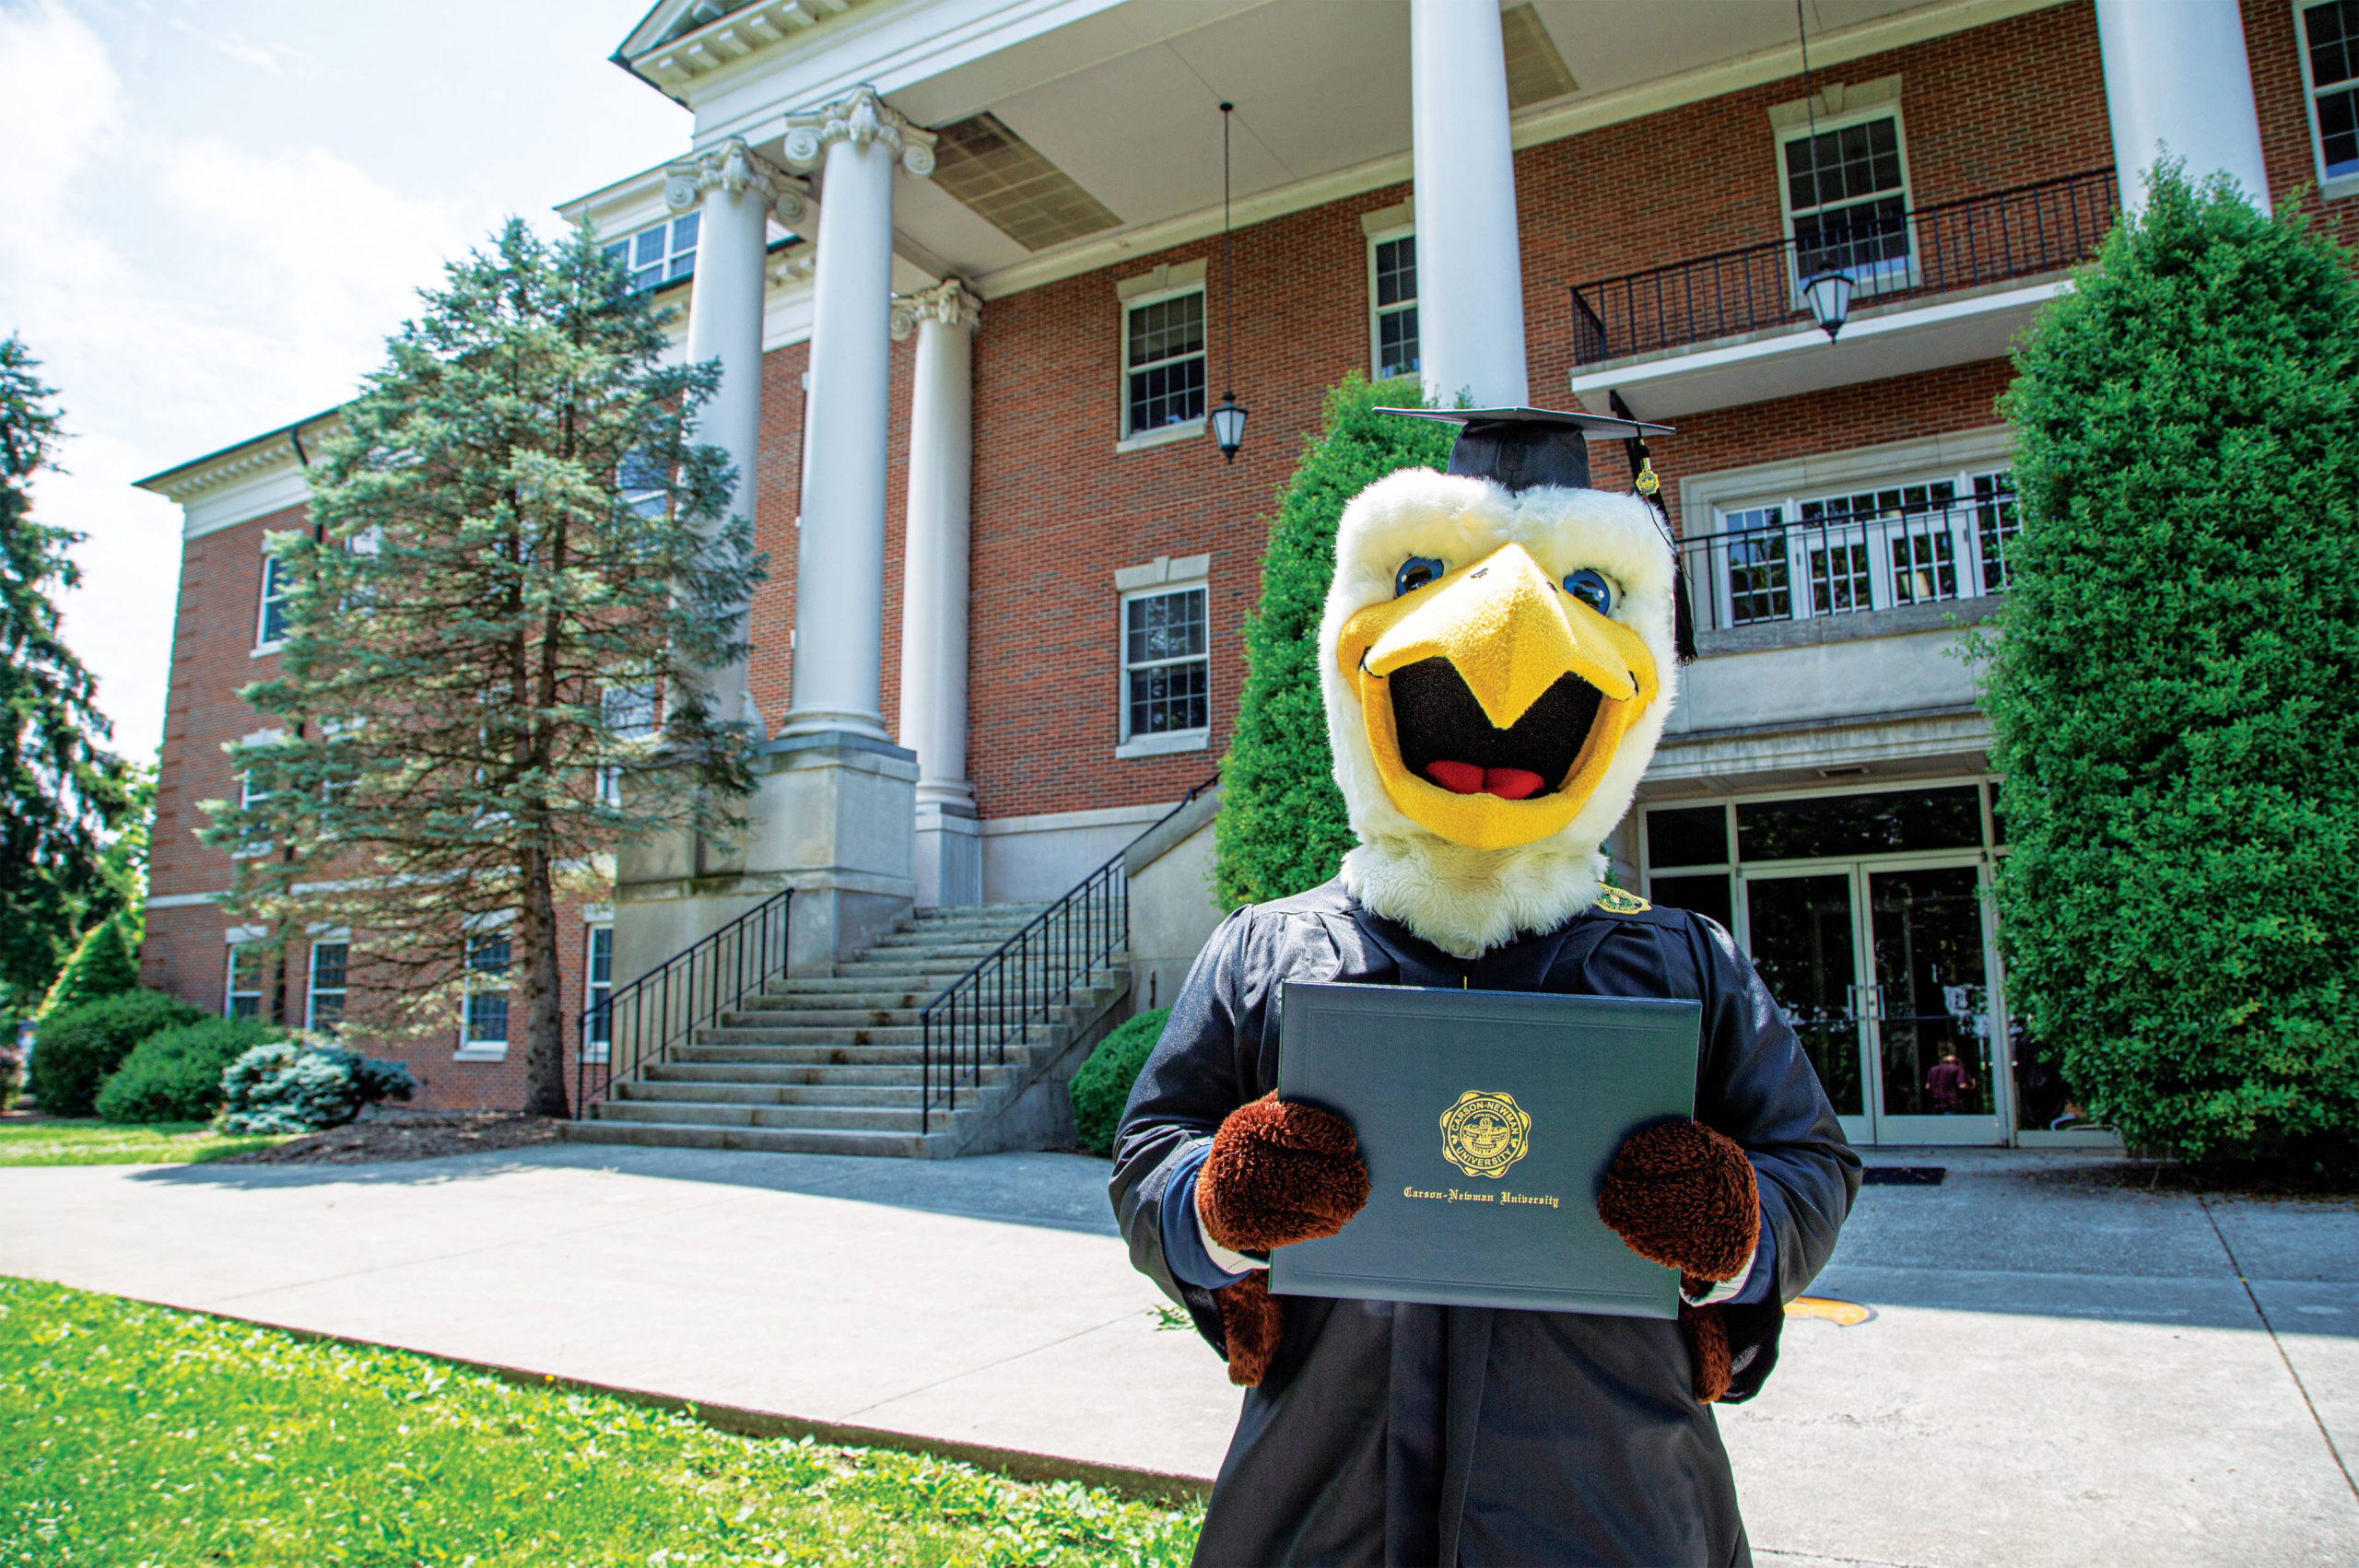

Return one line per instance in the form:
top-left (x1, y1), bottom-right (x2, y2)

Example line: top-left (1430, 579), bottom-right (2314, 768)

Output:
top-left (0, 0), bottom-right (693, 762)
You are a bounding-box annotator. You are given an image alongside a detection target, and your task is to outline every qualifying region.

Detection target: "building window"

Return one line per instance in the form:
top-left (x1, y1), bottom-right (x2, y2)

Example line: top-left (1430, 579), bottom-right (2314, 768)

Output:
top-left (463, 932), bottom-right (511, 1052)
top-left (1369, 230), bottom-right (1419, 380)
top-left (307, 942), bottom-right (348, 1034)
top-left (603, 214), bottom-right (698, 293)
top-left (616, 450), bottom-right (670, 518)
top-left (226, 944), bottom-right (264, 1021)
top-left (584, 924), bottom-right (613, 1063)
top-left (1121, 585), bottom-right (1209, 743)
top-left (598, 685), bottom-right (661, 807)
top-left (1123, 288), bottom-right (1206, 437)
top-left (1779, 111), bottom-right (1914, 297)
top-left (256, 554), bottom-right (290, 648)
top-left (2300, 1), bottom-right (2359, 188)
top-left (1701, 466), bottom-right (2013, 628)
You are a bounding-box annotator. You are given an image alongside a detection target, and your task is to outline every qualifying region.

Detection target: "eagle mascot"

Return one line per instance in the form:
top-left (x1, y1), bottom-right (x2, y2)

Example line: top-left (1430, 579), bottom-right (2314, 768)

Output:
top-left (1111, 408), bottom-right (1860, 1567)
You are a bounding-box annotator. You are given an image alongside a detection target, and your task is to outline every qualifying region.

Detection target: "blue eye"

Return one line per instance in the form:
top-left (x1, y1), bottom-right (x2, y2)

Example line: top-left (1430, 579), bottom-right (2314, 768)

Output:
top-left (1563, 569), bottom-right (1614, 614)
top-left (1394, 556), bottom-right (1445, 597)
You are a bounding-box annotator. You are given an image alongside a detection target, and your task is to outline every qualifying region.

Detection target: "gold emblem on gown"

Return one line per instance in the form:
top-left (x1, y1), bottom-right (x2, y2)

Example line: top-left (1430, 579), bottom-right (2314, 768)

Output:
top-left (1439, 1090), bottom-right (1532, 1179)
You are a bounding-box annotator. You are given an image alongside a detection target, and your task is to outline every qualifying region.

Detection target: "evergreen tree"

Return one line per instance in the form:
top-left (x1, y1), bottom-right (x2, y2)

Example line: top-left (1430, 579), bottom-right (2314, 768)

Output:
top-left (1215, 373), bottom-right (1453, 908)
top-left (40, 913), bottom-right (140, 1017)
top-left (204, 220), bottom-right (764, 1117)
top-left (0, 337), bottom-right (134, 1017)
top-left (1985, 165), bottom-right (2359, 1165)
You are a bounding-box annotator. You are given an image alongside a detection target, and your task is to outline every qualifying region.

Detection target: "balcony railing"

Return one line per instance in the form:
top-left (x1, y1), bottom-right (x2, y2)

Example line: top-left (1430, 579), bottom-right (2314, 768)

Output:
top-left (1681, 494), bottom-right (2019, 638)
top-left (1568, 168), bottom-right (2118, 366)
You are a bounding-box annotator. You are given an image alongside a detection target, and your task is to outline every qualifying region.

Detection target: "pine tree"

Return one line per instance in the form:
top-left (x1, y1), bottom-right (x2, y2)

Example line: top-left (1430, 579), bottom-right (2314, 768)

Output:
top-left (1214, 373), bottom-right (1454, 908)
top-left (0, 336), bottom-right (135, 1018)
top-left (204, 220), bottom-right (764, 1117)
top-left (1985, 165), bottom-right (2359, 1166)
top-left (40, 914), bottom-right (140, 1017)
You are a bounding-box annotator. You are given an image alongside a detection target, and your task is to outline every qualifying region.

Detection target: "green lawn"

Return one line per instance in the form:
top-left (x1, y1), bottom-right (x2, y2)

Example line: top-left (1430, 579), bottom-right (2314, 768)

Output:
top-left (0, 1278), bottom-right (1203, 1566)
top-left (0, 1119), bottom-right (288, 1166)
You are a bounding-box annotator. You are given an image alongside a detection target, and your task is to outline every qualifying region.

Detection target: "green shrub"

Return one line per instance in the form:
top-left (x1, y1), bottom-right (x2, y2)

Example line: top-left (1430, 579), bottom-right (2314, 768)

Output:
top-left (95, 1017), bottom-right (280, 1124)
top-left (1214, 372), bottom-right (1455, 909)
top-left (0, 1036), bottom-right (20, 1113)
top-left (1985, 165), bottom-right (2359, 1166)
top-left (217, 1038), bottom-right (415, 1136)
top-left (1070, 1008), bottom-right (1171, 1156)
top-left (39, 915), bottom-right (140, 1018)
top-left (26, 989), bottom-right (204, 1117)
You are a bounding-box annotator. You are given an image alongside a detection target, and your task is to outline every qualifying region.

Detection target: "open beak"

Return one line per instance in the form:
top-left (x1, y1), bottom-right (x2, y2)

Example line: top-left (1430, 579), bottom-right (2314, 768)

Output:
top-left (1335, 543), bottom-right (1659, 851)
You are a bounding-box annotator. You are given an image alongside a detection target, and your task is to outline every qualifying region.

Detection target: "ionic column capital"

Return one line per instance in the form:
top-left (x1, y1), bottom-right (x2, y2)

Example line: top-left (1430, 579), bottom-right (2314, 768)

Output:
top-left (665, 137), bottom-right (810, 226)
top-left (780, 86), bottom-right (937, 179)
top-left (889, 278), bottom-right (981, 342)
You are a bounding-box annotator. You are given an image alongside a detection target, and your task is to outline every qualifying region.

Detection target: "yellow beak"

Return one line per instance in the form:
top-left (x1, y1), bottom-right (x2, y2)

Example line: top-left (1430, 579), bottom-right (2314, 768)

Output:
top-left (1335, 543), bottom-right (1659, 851)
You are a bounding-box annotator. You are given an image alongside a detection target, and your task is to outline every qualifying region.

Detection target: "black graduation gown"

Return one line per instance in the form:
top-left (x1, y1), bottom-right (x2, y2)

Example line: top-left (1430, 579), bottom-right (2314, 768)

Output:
top-left (1110, 879), bottom-right (1860, 1568)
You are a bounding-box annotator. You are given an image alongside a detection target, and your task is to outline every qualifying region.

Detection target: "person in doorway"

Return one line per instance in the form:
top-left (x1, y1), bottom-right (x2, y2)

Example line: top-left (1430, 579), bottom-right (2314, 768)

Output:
top-left (1112, 408), bottom-right (1860, 1566)
top-left (1926, 1048), bottom-right (1974, 1115)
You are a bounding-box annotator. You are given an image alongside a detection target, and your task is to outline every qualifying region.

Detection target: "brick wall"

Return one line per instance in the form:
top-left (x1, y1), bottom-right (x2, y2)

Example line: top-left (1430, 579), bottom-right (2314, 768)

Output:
top-left (2247, 0), bottom-right (2359, 247)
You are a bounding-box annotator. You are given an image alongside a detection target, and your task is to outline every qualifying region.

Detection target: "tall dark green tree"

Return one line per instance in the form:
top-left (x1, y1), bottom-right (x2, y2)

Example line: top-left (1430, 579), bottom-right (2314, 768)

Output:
top-left (0, 337), bottom-right (134, 1017)
top-left (1985, 166), bottom-right (2359, 1164)
top-left (204, 220), bottom-right (764, 1117)
top-left (1214, 373), bottom-right (1453, 908)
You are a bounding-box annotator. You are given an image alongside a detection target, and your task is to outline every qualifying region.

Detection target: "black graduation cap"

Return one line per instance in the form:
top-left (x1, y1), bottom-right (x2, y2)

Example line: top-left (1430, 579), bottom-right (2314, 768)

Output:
top-left (1377, 404), bottom-right (1697, 662)
top-left (1374, 405), bottom-right (1672, 493)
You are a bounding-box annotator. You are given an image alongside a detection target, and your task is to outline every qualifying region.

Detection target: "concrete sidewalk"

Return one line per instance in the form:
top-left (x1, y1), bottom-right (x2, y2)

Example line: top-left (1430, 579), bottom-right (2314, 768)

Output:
top-left (3, 1143), bottom-right (2354, 1567)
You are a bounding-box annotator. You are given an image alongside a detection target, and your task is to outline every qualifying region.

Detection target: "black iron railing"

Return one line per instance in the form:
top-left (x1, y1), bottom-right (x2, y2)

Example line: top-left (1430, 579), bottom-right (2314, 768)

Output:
top-left (920, 772), bottom-right (1219, 1134)
top-left (1681, 494), bottom-right (2019, 637)
top-left (574, 889), bottom-right (792, 1117)
top-left (1568, 168), bottom-right (2118, 366)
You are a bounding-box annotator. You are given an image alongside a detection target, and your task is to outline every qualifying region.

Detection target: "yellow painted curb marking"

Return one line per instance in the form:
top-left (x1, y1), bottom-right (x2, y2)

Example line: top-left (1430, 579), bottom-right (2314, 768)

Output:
top-left (1785, 1296), bottom-right (1875, 1327)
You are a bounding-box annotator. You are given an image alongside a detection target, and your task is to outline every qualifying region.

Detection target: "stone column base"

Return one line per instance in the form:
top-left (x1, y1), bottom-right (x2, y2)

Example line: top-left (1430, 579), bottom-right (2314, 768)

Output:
top-left (914, 801), bottom-right (981, 908)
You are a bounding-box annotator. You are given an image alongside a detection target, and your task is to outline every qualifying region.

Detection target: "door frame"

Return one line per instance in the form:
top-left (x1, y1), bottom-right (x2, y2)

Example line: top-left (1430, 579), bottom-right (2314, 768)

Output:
top-left (1735, 860), bottom-right (1876, 1148)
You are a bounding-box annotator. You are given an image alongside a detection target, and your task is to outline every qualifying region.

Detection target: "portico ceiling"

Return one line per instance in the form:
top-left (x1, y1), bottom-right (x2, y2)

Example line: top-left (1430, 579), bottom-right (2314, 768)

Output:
top-left (621, 0), bottom-right (2064, 294)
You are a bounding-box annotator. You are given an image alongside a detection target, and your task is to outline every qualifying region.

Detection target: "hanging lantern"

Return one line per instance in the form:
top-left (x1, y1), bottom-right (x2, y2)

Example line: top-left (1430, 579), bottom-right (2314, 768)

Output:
top-left (1212, 392), bottom-right (1248, 462)
top-left (1213, 100), bottom-right (1247, 464)
top-left (1802, 269), bottom-right (1855, 341)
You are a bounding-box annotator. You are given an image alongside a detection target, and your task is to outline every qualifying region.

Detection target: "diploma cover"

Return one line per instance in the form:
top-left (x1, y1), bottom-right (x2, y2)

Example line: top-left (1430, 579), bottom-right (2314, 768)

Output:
top-left (1270, 981), bottom-right (1702, 1319)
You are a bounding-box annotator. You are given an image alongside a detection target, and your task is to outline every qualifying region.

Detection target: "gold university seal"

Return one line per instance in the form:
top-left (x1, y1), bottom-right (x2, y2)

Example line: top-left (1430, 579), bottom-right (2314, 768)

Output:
top-left (1438, 1090), bottom-right (1531, 1179)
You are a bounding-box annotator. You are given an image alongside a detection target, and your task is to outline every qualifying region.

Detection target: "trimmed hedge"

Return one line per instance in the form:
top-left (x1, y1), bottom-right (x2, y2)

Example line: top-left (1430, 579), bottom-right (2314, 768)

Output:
top-left (40, 916), bottom-right (140, 1019)
top-left (1070, 1008), bottom-right (1170, 1156)
top-left (1214, 373), bottom-right (1455, 909)
top-left (26, 990), bottom-right (204, 1117)
top-left (1986, 165), bottom-right (2359, 1165)
top-left (95, 1018), bottom-right (281, 1125)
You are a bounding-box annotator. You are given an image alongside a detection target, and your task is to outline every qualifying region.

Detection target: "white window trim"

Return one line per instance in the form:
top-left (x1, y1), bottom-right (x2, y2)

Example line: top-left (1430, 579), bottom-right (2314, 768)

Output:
top-left (583, 921), bottom-right (614, 1064)
top-left (456, 929), bottom-right (512, 1060)
top-left (225, 943), bottom-right (264, 1022)
top-left (1773, 102), bottom-right (1920, 303)
top-left (2294, 0), bottom-right (2359, 202)
top-left (305, 939), bottom-right (349, 1033)
top-left (252, 545), bottom-right (290, 655)
top-left (1118, 277), bottom-right (1210, 444)
top-left (1367, 221), bottom-right (1418, 380)
top-left (1116, 570), bottom-right (1212, 758)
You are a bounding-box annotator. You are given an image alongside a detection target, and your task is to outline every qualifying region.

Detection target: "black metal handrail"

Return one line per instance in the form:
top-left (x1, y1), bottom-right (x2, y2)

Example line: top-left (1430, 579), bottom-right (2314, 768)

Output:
top-left (1680, 493), bottom-right (2018, 637)
top-left (574, 889), bottom-right (792, 1117)
top-left (920, 771), bottom-right (1219, 1134)
top-left (1567, 168), bottom-right (2118, 366)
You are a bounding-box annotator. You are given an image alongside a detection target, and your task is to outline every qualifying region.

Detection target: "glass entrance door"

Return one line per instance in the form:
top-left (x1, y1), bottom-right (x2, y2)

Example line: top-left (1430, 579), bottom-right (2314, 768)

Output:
top-left (1864, 863), bottom-right (2003, 1143)
top-left (1744, 871), bottom-right (1871, 1145)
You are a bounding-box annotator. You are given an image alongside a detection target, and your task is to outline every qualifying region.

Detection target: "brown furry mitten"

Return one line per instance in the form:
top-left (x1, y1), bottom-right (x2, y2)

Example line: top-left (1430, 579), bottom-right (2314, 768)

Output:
top-left (1680, 1301), bottom-right (1732, 1403)
top-left (1596, 1118), bottom-right (1761, 1282)
top-left (1215, 1270), bottom-right (1285, 1387)
top-left (1198, 1094), bottom-right (1372, 1256)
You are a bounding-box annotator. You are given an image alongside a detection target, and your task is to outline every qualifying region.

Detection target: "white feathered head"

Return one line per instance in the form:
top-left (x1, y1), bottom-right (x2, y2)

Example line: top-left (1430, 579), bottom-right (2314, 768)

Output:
top-left (1319, 409), bottom-right (1684, 956)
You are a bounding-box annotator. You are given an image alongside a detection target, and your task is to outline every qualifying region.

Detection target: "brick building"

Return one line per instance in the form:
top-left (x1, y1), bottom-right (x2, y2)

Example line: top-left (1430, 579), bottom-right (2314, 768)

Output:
top-left (135, 0), bottom-right (2359, 1145)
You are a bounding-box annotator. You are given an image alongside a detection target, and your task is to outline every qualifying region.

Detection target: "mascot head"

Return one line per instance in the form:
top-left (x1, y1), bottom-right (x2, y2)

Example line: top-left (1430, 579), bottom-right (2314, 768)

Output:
top-left (1321, 407), bottom-right (1687, 957)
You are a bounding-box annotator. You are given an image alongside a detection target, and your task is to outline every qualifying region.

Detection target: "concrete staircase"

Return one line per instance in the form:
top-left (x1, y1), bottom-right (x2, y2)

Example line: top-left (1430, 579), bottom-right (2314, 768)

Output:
top-left (561, 902), bottom-right (1129, 1158)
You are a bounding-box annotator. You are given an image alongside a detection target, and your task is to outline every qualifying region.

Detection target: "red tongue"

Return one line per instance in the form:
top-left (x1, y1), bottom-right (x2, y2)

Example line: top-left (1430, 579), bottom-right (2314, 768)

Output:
top-left (1425, 761), bottom-right (1545, 800)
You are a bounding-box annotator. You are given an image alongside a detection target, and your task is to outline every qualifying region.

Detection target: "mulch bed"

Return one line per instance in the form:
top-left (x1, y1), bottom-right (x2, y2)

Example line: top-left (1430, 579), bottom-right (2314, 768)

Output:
top-left (217, 1112), bottom-right (563, 1165)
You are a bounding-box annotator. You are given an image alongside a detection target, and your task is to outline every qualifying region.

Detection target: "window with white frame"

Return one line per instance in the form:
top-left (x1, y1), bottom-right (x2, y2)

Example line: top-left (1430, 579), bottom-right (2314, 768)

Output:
top-left (463, 931), bottom-right (511, 1052)
top-left (306, 941), bottom-right (348, 1034)
top-left (1368, 229), bottom-right (1419, 380)
top-left (1123, 287), bottom-right (1207, 437)
top-left (2300, 0), bottom-right (2359, 189)
top-left (1121, 584), bottom-right (1209, 743)
top-left (256, 553), bottom-right (290, 648)
top-left (1779, 111), bottom-right (1914, 297)
top-left (616, 450), bottom-right (670, 519)
top-left (1701, 466), bottom-right (2014, 628)
top-left (597, 684), bottom-right (661, 806)
top-left (584, 923), bottom-right (613, 1062)
top-left (226, 943), bottom-right (264, 1021)
top-left (604, 214), bottom-right (698, 293)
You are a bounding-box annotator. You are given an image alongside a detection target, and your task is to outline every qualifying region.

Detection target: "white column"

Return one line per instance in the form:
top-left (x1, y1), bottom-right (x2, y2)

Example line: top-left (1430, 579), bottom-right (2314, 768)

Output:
top-left (892, 280), bottom-right (982, 907)
top-left (1409, 0), bottom-right (1530, 407)
top-left (2095, 0), bottom-right (2271, 215)
top-left (664, 139), bottom-right (805, 737)
top-left (779, 88), bottom-right (937, 741)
